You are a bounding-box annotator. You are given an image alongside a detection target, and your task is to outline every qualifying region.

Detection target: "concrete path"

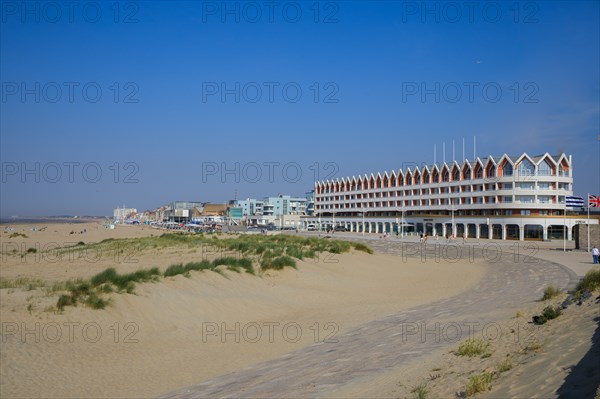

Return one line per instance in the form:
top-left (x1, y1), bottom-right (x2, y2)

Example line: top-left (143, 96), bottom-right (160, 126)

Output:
top-left (159, 239), bottom-right (578, 398)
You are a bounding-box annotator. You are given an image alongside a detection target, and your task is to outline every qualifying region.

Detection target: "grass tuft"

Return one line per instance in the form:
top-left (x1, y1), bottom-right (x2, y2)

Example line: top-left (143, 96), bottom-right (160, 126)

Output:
top-left (465, 372), bottom-right (495, 396)
top-left (496, 355), bottom-right (513, 373)
top-left (411, 383), bottom-right (428, 399)
top-left (261, 255), bottom-right (297, 271)
top-left (541, 284), bottom-right (561, 301)
top-left (456, 339), bottom-right (492, 358)
top-left (575, 268), bottom-right (600, 293)
top-left (352, 242), bottom-right (374, 254)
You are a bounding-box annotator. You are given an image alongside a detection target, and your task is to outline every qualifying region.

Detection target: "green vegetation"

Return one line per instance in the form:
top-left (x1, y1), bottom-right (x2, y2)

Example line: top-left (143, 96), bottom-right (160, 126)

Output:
top-left (8, 232), bottom-right (28, 238)
top-left (352, 242), bottom-right (374, 254)
top-left (541, 284), bottom-right (561, 301)
top-left (261, 255), bottom-right (297, 270)
top-left (3, 233), bottom-right (374, 312)
top-left (57, 267), bottom-right (160, 310)
top-left (465, 372), bottom-right (495, 396)
top-left (496, 355), bottom-right (513, 373)
top-left (575, 268), bottom-right (600, 293)
top-left (533, 305), bottom-right (562, 325)
top-left (456, 339), bottom-right (493, 358)
top-left (0, 277), bottom-right (49, 290)
top-left (411, 383), bottom-right (429, 399)
top-left (45, 233), bottom-right (372, 265)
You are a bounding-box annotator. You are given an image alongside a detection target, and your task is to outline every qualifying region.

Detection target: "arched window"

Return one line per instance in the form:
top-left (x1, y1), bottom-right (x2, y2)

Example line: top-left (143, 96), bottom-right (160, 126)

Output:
top-left (518, 159), bottom-right (534, 176)
top-left (463, 167), bottom-right (471, 180)
top-left (442, 169), bottom-right (449, 182)
top-left (503, 163), bottom-right (513, 176)
top-left (452, 168), bottom-right (460, 181)
top-left (538, 160), bottom-right (552, 176)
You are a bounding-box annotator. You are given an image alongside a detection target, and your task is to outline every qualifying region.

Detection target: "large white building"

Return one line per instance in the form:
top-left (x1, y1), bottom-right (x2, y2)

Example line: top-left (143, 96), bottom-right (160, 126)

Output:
top-left (310, 153), bottom-right (597, 240)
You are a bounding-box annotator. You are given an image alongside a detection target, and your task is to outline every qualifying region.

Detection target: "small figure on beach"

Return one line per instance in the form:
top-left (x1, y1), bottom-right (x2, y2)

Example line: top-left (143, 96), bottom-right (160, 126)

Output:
top-left (592, 245), bottom-right (599, 264)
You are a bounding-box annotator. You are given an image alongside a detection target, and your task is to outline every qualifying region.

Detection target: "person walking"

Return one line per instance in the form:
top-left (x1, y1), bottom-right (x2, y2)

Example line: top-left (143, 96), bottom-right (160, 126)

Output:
top-left (592, 245), bottom-right (599, 264)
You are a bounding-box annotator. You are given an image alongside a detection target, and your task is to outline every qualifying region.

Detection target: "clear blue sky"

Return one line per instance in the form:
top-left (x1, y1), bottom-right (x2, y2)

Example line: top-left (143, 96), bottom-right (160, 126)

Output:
top-left (1, 0), bottom-right (599, 216)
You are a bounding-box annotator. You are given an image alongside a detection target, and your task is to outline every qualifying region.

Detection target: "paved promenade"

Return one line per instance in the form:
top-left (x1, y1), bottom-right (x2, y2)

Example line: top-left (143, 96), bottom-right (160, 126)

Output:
top-left (159, 237), bottom-right (580, 398)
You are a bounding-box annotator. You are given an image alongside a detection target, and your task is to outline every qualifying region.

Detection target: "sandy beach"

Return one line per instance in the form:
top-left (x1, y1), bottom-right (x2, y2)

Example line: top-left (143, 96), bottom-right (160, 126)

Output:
top-left (1, 222), bottom-right (485, 398)
top-left (1, 223), bottom-right (598, 398)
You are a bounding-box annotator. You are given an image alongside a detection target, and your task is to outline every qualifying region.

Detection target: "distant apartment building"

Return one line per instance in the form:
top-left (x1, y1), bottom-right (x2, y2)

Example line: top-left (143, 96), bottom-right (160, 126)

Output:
top-left (163, 201), bottom-right (205, 223)
top-left (113, 207), bottom-right (137, 223)
top-left (233, 194), bottom-right (309, 227)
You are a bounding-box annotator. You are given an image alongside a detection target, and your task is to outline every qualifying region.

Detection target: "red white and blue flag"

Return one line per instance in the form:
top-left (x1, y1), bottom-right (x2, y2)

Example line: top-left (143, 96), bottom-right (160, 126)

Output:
top-left (589, 194), bottom-right (600, 208)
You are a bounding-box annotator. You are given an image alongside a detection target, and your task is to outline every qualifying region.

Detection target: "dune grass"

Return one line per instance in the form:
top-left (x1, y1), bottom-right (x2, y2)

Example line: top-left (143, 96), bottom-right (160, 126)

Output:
top-left (533, 305), bottom-right (562, 325)
top-left (576, 267), bottom-right (600, 293)
top-left (541, 284), bottom-right (561, 301)
top-left (496, 355), bottom-right (513, 373)
top-left (57, 267), bottom-right (161, 310)
top-left (6, 233), bottom-right (373, 311)
top-left (456, 339), bottom-right (493, 358)
top-left (465, 372), bottom-right (495, 396)
top-left (261, 255), bottom-right (297, 270)
top-left (411, 383), bottom-right (429, 399)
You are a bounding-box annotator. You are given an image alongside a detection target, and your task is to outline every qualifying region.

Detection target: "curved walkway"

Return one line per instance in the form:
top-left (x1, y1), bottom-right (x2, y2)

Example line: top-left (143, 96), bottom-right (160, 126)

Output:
top-left (159, 239), bottom-right (576, 398)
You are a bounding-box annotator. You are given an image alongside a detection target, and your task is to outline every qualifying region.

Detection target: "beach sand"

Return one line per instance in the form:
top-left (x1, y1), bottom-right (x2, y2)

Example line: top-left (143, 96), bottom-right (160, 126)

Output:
top-left (0, 223), bottom-right (485, 398)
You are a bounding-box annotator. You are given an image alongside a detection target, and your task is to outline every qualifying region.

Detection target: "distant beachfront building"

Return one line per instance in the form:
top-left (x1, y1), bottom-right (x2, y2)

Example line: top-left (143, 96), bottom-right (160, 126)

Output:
top-left (311, 153), bottom-right (598, 241)
top-left (163, 201), bottom-right (205, 223)
top-left (233, 194), bottom-right (309, 227)
top-left (113, 207), bottom-right (137, 223)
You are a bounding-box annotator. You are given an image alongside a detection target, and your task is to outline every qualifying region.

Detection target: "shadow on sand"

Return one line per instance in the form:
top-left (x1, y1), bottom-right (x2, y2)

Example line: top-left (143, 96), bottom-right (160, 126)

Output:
top-left (557, 315), bottom-right (600, 399)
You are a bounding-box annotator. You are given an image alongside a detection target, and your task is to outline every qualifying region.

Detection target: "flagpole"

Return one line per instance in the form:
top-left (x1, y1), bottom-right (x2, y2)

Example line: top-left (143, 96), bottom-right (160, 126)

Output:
top-left (563, 201), bottom-right (566, 252)
top-left (587, 193), bottom-right (590, 253)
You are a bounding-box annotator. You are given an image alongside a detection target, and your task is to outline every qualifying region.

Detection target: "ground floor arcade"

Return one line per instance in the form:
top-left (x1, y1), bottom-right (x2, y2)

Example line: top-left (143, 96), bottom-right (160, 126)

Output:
top-left (303, 216), bottom-right (597, 241)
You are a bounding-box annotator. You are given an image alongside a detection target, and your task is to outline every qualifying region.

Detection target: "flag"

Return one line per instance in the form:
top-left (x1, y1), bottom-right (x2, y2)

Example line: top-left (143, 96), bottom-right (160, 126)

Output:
top-left (589, 194), bottom-right (600, 208)
top-left (566, 195), bottom-right (585, 207)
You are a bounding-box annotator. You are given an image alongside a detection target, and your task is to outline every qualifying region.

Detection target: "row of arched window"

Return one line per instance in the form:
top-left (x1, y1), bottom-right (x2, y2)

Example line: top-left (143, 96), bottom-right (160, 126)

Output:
top-left (316, 154), bottom-right (570, 194)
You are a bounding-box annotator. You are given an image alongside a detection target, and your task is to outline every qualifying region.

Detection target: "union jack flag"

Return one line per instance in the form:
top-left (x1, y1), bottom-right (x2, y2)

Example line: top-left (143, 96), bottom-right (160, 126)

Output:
top-left (589, 194), bottom-right (600, 208)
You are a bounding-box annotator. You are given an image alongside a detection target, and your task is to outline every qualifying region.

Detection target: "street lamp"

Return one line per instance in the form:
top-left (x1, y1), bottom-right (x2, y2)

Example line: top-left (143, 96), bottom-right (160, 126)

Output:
top-left (358, 206), bottom-right (368, 236)
top-left (401, 203), bottom-right (405, 238)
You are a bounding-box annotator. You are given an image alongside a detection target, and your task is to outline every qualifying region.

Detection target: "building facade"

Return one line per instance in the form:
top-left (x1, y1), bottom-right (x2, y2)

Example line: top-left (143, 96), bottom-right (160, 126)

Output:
top-left (311, 153), bottom-right (598, 240)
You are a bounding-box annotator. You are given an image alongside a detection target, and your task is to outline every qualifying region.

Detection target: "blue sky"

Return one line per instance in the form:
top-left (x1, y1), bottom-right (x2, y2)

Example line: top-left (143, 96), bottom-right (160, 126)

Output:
top-left (1, 0), bottom-right (599, 216)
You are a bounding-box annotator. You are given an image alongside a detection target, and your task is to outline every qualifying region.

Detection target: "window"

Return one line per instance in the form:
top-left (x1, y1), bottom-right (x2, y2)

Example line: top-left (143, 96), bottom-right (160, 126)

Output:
top-left (516, 195), bottom-right (534, 203)
top-left (538, 196), bottom-right (550, 204)
top-left (452, 169), bottom-right (460, 181)
top-left (503, 162), bottom-right (513, 176)
top-left (517, 159), bottom-right (534, 176)
top-left (503, 183), bottom-right (513, 190)
top-left (538, 182), bottom-right (550, 190)
top-left (538, 160), bottom-right (552, 176)
top-left (520, 210), bottom-right (531, 216)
